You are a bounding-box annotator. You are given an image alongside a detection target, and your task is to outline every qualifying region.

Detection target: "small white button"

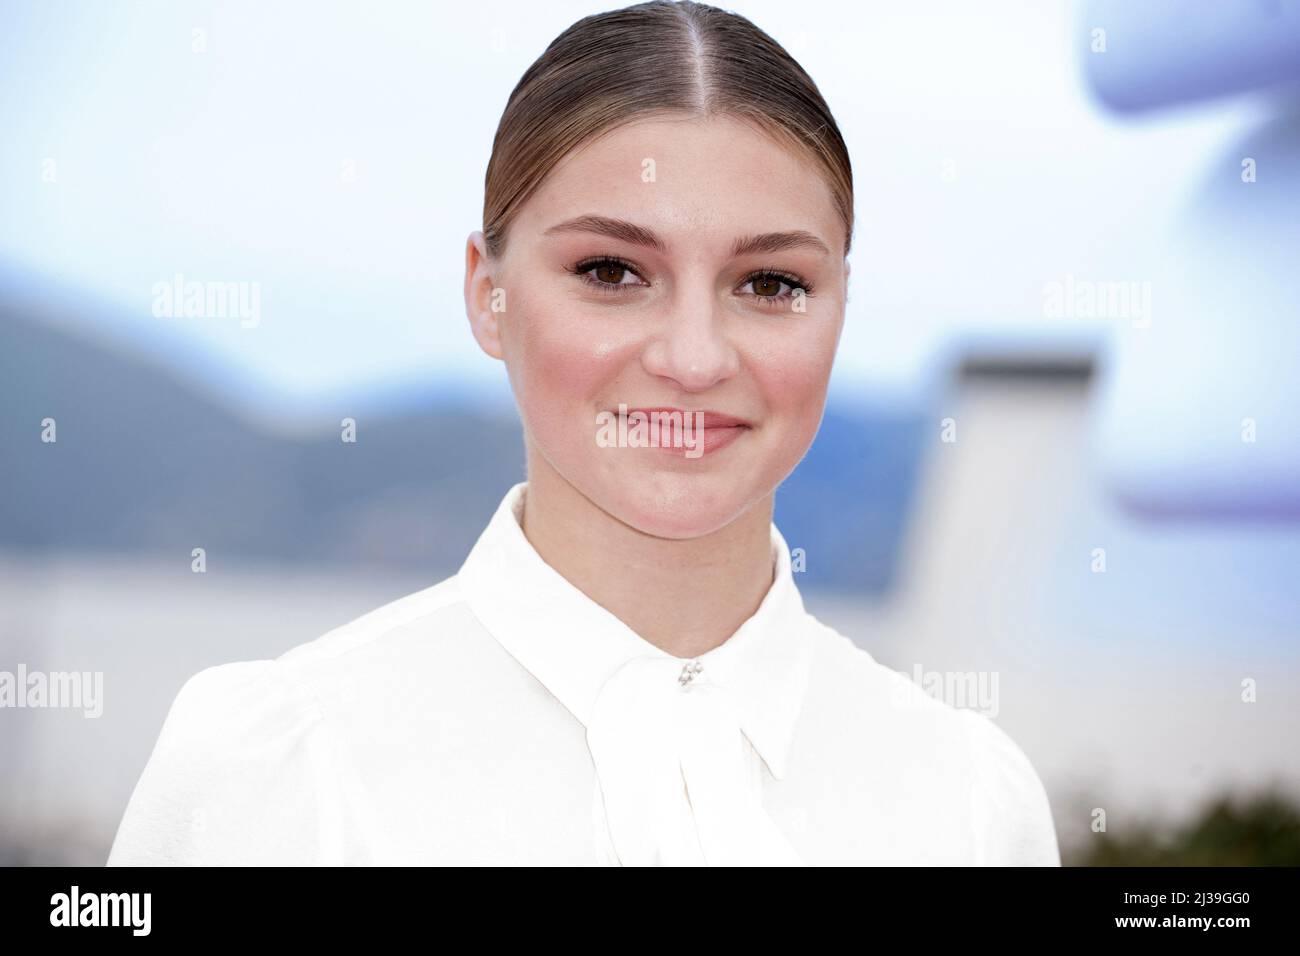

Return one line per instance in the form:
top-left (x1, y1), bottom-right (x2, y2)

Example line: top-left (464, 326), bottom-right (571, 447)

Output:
top-left (677, 660), bottom-right (704, 688)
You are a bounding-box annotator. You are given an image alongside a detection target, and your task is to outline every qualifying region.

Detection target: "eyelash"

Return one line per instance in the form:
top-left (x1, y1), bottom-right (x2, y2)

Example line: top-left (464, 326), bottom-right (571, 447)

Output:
top-left (569, 256), bottom-right (644, 296)
top-left (568, 256), bottom-right (815, 304)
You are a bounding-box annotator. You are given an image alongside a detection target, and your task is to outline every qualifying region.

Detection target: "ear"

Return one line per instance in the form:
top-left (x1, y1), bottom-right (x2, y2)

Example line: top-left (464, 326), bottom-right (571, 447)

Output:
top-left (464, 230), bottom-right (504, 360)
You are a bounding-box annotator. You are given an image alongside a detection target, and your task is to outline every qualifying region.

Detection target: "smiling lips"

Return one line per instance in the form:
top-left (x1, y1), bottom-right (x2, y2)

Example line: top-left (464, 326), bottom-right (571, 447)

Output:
top-left (616, 406), bottom-right (753, 456)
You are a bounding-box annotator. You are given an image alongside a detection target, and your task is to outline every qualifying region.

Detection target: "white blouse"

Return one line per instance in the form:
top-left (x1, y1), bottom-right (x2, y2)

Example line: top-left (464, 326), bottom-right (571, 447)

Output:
top-left (107, 482), bottom-right (1060, 866)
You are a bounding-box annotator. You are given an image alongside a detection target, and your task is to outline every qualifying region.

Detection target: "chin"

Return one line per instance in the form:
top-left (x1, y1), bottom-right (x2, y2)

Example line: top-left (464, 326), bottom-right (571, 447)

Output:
top-left (593, 464), bottom-right (767, 540)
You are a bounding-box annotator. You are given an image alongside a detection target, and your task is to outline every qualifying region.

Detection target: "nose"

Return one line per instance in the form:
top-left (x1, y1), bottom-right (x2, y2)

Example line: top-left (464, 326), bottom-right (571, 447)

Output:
top-left (639, 288), bottom-right (741, 392)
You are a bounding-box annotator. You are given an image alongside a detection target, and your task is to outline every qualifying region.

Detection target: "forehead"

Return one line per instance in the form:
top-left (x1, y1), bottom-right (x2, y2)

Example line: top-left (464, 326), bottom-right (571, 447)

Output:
top-left (512, 114), bottom-right (843, 255)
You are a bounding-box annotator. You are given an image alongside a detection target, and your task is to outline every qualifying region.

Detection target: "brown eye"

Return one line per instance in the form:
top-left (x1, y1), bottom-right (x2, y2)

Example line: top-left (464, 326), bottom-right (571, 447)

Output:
top-left (594, 262), bottom-right (626, 284)
top-left (752, 275), bottom-right (783, 297)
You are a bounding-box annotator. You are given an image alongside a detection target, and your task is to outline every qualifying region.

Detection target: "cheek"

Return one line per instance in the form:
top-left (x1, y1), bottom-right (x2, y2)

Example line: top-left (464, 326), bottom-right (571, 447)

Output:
top-left (748, 321), bottom-right (839, 428)
top-left (502, 292), bottom-right (633, 442)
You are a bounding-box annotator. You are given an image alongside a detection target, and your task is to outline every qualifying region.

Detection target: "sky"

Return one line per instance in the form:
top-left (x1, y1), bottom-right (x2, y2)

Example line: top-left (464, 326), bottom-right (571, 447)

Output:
top-left (1, 0), bottom-right (1297, 507)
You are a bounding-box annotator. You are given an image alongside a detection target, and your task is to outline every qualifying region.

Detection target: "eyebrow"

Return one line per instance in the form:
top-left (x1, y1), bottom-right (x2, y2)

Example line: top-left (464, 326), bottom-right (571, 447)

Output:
top-left (544, 215), bottom-right (666, 252)
top-left (731, 229), bottom-right (830, 259)
top-left (543, 214), bottom-right (830, 258)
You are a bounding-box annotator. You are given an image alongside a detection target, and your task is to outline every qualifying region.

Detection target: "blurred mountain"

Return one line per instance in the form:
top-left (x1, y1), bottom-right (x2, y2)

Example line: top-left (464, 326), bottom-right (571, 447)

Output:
top-left (0, 269), bottom-right (927, 594)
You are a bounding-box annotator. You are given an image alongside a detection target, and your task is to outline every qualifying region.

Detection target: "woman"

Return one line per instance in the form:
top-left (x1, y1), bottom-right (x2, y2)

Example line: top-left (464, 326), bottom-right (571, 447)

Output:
top-left (108, 0), bottom-right (1059, 866)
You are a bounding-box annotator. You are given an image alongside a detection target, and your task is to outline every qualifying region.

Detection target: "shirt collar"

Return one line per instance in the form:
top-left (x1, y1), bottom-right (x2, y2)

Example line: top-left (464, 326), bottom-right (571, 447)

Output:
top-left (456, 482), bottom-right (813, 780)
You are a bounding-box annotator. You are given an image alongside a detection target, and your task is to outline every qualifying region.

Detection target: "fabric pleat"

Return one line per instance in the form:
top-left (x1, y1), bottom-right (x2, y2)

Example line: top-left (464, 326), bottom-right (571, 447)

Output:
top-left (587, 656), bottom-right (804, 866)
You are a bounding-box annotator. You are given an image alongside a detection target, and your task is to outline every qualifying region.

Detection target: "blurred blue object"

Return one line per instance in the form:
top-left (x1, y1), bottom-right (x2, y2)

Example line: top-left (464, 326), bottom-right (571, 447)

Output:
top-left (1082, 0), bottom-right (1300, 112)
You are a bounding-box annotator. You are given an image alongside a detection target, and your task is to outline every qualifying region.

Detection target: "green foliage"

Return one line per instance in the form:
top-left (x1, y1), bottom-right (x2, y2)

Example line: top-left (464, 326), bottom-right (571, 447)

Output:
top-left (1069, 790), bottom-right (1300, 866)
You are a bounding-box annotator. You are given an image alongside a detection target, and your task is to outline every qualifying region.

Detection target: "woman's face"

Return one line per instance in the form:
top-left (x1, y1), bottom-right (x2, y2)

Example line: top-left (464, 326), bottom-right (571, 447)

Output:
top-left (466, 114), bottom-right (848, 539)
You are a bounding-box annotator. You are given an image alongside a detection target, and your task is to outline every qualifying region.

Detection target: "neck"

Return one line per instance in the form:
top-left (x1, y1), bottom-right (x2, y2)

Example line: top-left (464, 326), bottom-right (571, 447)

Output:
top-left (520, 448), bottom-right (776, 659)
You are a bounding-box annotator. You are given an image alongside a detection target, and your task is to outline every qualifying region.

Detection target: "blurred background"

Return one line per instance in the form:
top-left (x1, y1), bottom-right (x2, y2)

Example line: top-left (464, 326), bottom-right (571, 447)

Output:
top-left (1, 0), bottom-right (1298, 865)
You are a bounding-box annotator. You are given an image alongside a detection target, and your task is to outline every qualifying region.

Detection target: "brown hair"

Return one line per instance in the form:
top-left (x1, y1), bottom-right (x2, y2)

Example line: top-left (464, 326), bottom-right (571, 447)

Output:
top-left (482, 0), bottom-right (853, 259)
